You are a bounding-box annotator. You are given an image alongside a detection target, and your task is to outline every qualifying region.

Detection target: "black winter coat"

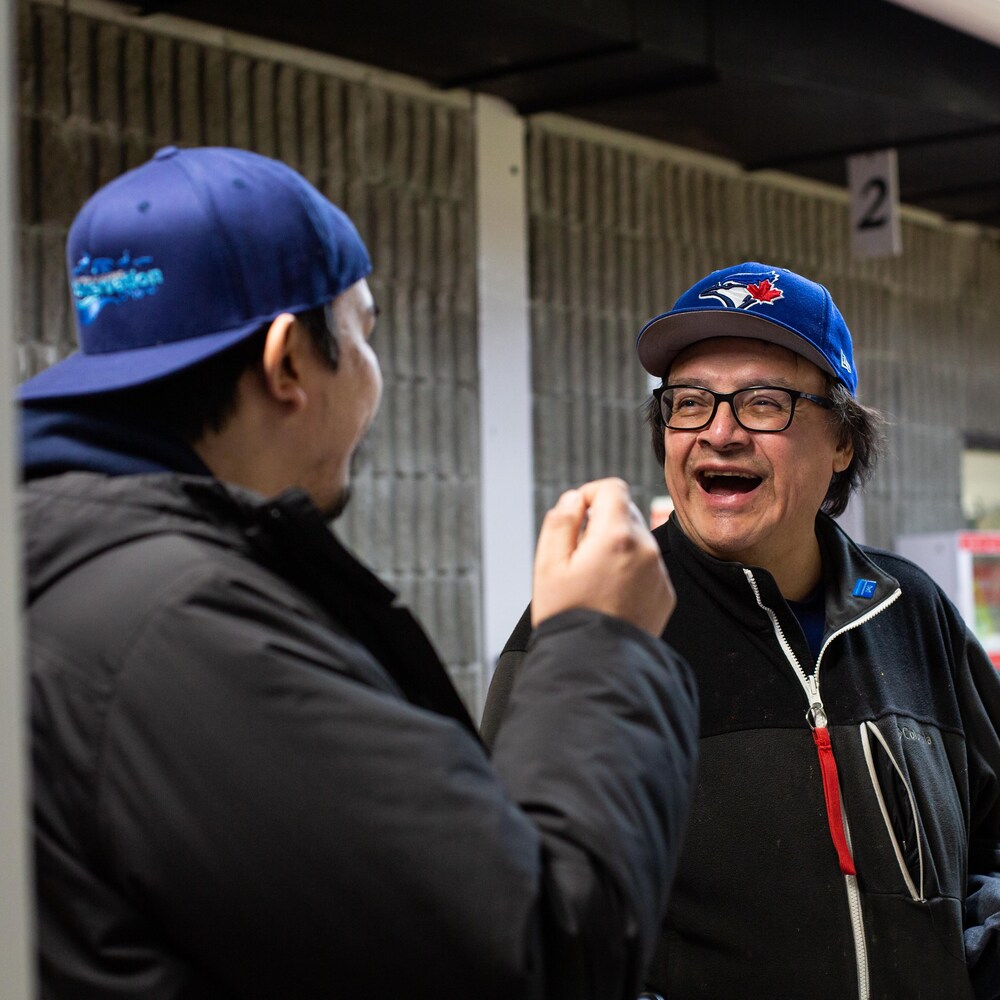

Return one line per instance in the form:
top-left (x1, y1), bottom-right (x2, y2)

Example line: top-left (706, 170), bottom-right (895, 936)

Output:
top-left (25, 472), bottom-right (698, 1000)
top-left (484, 513), bottom-right (1000, 1000)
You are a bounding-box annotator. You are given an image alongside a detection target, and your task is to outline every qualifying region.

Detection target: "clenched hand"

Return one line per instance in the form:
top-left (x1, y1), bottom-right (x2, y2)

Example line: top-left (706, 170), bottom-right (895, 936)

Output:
top-left (531, 478), bottom-right (676, 637)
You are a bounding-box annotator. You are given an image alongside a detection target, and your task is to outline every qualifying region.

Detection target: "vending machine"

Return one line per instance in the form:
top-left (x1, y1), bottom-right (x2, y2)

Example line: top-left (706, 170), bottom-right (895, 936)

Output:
top-left (895, 531), bottom-right (1000, 668)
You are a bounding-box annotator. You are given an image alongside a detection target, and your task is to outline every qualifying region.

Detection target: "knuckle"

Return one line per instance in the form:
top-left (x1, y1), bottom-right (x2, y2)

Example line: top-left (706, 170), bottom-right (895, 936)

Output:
top-left (608, 477), bottom-right (631, 501)
top-left (596, 476), bottom-right (629, 498)
top-left (542, 503), bottom-right (568, 526)
top-left (607, 526), bottom-right (638, 552)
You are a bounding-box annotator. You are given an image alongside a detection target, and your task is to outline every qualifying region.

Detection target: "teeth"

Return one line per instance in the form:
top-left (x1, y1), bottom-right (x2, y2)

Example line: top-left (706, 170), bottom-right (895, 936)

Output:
top-left (704, 471), bottom-right (755, 478)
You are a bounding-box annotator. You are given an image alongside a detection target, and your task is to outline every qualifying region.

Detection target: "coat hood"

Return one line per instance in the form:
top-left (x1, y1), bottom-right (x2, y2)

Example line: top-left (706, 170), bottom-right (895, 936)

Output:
top-left (22, 472), bottom-right (270, 607)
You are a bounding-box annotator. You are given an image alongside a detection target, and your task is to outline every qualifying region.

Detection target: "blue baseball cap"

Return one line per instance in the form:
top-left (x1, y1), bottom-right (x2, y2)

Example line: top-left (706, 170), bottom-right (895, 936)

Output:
top-left (636, 262), bottom-right (858, 396)
top-left (18, 145), bottom-right (372, 400)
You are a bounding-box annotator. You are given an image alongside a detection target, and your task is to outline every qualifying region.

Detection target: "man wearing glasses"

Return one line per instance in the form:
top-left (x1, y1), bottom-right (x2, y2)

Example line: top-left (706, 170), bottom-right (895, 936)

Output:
top-left (484, 263), bottom-right (1000, 999)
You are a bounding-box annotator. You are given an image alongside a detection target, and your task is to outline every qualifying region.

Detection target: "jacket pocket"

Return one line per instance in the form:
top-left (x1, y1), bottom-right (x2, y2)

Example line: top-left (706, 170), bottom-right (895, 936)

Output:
top-left (859, 720), bottom-right (926, 902)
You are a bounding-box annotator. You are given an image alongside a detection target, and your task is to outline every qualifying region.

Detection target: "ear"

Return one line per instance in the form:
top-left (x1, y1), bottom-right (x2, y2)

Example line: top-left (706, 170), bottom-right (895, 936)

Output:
top-left (261, 313), bottom-right (308, 410)
top-left (833, 435), bottom-right (854, 474)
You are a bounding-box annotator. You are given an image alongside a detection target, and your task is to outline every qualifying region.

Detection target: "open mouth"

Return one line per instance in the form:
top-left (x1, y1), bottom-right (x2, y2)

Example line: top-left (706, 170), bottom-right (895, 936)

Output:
top-left (697, 470), bottom-right (762, 496)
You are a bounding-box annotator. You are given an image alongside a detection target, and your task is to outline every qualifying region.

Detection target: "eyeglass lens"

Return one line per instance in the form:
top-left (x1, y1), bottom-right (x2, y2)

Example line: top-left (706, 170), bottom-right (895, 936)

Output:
top-left (660, 386), bottom-right (795, 431)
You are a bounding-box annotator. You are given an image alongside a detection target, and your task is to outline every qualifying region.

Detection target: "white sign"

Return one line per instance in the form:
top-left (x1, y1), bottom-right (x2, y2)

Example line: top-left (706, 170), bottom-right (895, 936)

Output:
top-left (847, 149), bottom-right (902, 259)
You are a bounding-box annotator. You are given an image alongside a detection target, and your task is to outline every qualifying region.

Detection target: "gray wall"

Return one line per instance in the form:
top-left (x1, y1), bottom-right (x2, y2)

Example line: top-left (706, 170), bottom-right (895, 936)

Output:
top-left (526, 117), bottom-right (1000, 550)
top-left (1, 0), bottom-right (33, 990)
top-left (16, 0), bottom-right (484, 708)
top-left (17, 0), bottom-right (1000, 712)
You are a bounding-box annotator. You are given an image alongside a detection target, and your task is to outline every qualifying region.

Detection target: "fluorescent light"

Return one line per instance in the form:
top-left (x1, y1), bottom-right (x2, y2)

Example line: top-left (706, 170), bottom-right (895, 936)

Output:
top-left (887, 0), bottom-right (1000, 47)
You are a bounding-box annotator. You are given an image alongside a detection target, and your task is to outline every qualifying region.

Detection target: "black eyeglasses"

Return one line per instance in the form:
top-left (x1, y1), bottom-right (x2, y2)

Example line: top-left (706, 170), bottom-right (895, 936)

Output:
top-left (653, 384), bottom-right (833, 433)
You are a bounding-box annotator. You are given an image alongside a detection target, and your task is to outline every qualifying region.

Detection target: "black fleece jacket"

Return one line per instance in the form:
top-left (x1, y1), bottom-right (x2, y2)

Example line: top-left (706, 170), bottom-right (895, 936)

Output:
top-left (484, 513), bottom-right (1000, 1000)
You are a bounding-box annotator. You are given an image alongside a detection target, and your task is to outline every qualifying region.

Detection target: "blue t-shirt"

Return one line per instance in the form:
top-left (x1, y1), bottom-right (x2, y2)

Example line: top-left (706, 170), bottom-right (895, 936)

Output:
top-left (787, 584), bottom-right (825, 663)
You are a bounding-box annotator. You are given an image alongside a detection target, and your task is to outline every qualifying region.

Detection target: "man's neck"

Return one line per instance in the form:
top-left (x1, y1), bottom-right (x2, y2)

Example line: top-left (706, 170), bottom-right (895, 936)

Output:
top-left (767, 536), bottom-right (823, 602)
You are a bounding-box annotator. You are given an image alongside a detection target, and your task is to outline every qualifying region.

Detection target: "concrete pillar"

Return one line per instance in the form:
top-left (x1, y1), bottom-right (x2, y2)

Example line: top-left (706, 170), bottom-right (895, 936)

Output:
top-left (0, 0), bottom-right (34, 994)
top-left (475, 95), bottom-right (535, 679)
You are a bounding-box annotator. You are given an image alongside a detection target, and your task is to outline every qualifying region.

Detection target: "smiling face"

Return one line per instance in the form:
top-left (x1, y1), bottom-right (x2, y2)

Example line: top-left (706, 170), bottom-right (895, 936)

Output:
top-left (663, 337), bottom-right (852, 596)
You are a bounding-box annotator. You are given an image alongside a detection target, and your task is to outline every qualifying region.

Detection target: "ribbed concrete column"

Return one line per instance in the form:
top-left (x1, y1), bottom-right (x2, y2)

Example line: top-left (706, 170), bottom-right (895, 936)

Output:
top-left (475, 95), bottom-right (534, 676)
top-left (1, 0), bottom-right (33, 993)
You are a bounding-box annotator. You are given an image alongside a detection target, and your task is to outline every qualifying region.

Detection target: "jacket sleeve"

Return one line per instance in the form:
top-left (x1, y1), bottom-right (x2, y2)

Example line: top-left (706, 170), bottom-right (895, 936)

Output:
top-left (960, 619), bottom-right (1000, 1000)
top-left (487, 608), bottom-right (698, 999)
top-left (480, 602), bottom-right (533, 749)
top-left (97, 555), bottom-right (698, 1000)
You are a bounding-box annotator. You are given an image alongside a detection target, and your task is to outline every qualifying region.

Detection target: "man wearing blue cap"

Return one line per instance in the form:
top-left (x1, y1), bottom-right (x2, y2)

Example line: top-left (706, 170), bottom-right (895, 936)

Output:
top-left (19, 146), bottom-right (699, 999)
top-left (484, 263), bottom-right (1000, 999)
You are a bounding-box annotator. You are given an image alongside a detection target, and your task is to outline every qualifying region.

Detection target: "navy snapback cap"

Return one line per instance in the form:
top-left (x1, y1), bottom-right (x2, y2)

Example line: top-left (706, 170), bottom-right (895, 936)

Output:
top-left (18, 145), bottom-right (372, 400)
top-left (636, 262), bottom-right (858, 396)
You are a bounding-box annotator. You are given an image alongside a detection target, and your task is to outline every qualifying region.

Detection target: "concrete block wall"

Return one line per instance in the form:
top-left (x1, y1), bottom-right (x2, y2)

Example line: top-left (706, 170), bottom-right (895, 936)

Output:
top-left (527, 116), bottom-right (1000, 550)
top-left (16, 0), bottom-right (484, 709)
top-left (18, 0), bottom-right (1000, 714)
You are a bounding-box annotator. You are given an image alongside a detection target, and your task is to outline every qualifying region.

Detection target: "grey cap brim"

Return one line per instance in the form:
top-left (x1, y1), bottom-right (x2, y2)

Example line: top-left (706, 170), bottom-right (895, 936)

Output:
top-left (636, 308), bottom-right (841, 382)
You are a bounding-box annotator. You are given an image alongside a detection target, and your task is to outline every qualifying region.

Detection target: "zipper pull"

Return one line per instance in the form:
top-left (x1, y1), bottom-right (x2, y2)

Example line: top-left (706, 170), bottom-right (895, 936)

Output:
top-left (803, 675), bottom-right (827, 729)
top-left (813, 725), bottom-right (856, 876)
top-left (807, 702), bottom-right (828, 729)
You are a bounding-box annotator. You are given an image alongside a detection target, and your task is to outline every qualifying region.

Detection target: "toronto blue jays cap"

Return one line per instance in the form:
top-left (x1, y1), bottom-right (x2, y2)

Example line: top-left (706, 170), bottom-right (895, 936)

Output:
top-left (636, 262), bottom-right (858, 396)
top-left (18, 145), bottom-right (372, 400)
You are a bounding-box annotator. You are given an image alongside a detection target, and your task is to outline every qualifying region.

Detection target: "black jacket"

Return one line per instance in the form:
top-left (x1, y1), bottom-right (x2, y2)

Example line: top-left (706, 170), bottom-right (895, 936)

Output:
top-left (484, 513), bottom-right (1000, 1000)
top-left (25, 471), bottom-right (698, 999)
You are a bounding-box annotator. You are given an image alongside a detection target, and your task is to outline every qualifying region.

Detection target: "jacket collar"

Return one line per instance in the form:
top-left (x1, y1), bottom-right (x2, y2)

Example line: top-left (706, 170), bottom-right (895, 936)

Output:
top-left (812, 514), bottom-right (901, 635)
top-left (24, 473), bottom-right (479, 739)
top-left (658, 512), bottom-right (901, 638)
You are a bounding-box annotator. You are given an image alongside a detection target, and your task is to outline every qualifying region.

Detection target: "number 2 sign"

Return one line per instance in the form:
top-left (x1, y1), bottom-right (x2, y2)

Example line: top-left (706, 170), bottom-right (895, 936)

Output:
top-left (847, 149), bottom-right (902, 259)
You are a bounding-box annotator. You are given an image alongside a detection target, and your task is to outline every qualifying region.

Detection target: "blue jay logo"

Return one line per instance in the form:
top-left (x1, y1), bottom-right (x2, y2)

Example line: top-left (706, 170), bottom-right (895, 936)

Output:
top-left (71, 251), bottom-right (164, 325)
top-left (699, 270), bottom-right (785, 311)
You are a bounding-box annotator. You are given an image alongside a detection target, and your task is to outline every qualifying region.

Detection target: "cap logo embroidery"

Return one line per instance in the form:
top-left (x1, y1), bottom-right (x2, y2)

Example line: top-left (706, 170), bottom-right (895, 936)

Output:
top-left (71, 251), bottom-right (164, 326)
top-left (698, 270), bottom-right (784, 311)
top-left (840, 349), bottom-right (852, 373)
top-left (852, 578), bottom-right (877, 599)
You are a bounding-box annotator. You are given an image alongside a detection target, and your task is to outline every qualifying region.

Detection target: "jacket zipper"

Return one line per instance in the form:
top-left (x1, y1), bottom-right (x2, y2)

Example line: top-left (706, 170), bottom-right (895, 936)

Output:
top-left (743, 570), bottom-right (901, 1000)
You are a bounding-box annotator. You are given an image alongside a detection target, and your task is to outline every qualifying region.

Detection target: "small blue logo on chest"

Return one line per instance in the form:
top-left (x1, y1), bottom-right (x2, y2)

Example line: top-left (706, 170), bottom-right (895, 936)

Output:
top-left (852, 578), bottom-right (877, 599)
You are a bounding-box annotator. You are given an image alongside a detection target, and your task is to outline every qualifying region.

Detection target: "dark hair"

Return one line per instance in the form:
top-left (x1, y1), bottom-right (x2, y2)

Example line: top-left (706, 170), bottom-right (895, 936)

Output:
top-left (70, 305), bottom-right (338, 444)
top-left (821, 381), bottom-right (885, 517)
top-left (643, 375), bottom-right (884, 518)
